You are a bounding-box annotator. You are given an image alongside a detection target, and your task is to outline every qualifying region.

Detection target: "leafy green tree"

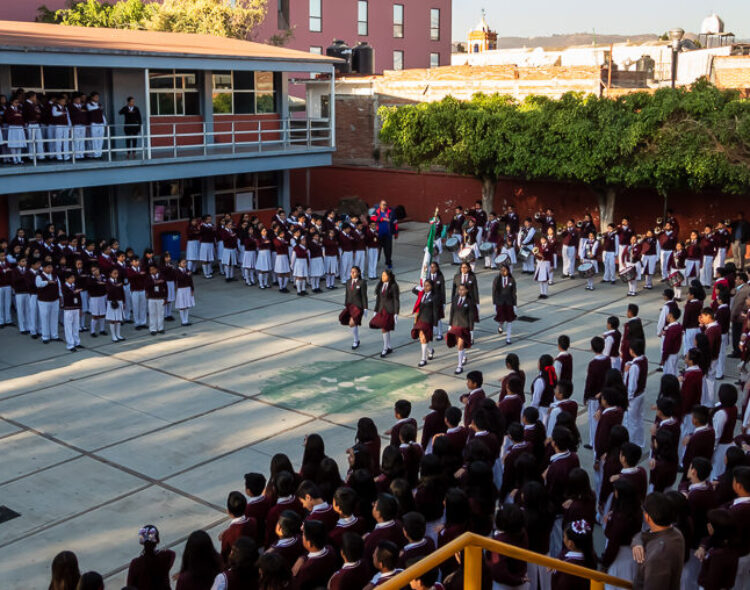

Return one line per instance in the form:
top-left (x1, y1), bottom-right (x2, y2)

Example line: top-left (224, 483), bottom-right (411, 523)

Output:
top-left (37, 0), bottom-right (268, 39)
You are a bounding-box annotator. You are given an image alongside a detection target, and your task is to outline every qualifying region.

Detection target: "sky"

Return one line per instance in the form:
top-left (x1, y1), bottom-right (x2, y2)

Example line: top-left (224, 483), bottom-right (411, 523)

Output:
top-left (452, 0), bottom-right (750, 41)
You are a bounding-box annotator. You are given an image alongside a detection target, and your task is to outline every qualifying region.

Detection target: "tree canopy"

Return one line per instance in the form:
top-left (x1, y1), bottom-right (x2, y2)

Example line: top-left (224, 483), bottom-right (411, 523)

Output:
top-left (378, 80), bottom-right (750, 224)
top-left (37, 0), bottom-right (268, 39)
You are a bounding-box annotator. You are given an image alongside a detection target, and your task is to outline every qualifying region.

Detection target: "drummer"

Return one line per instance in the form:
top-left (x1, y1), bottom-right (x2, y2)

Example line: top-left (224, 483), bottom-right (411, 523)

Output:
top-left (517, 218), bottom-right (536, 274)
top-left (667, 241), bottom-right (687, 301)
top-left (579, 231), bottom-right (600, 291)
top-left (501, 223), bottom-right (518, 266)
top-left (447, 206), bottom-right (466, 265)
top-left (483, 211), bottom-right (501, 269)
top-left (622, 234), bottom-right (642, 296)
top-left (463, 216), bottom-right (482, 272)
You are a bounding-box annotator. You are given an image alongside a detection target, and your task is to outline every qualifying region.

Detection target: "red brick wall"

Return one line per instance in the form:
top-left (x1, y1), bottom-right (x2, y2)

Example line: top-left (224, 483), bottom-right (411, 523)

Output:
top-left (291, 165), bottom-right (749, 235)
top-left (150, 116), bottom-right (204, 148)
top-left (213, 114), bottom-right (281, 144)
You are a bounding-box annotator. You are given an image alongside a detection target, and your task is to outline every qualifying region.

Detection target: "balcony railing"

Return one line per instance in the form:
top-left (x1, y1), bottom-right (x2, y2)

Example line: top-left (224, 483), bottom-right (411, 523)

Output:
top-left (0, 118), bottom-right (332, 167)
top-left (378, 532), bottom-right (632, 590)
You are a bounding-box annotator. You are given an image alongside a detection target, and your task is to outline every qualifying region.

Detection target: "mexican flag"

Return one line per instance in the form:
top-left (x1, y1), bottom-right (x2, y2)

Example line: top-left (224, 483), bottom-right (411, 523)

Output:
top-left (412, 209), bottom-right (440, 312)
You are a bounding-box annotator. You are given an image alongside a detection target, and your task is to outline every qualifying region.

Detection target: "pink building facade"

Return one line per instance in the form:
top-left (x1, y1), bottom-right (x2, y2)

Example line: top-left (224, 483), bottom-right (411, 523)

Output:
top-left (0, 0), bottom-right (452, 73)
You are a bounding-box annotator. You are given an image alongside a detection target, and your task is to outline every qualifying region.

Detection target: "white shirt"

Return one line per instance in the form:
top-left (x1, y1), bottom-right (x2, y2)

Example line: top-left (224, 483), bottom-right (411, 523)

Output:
top-left (625, 356), bottom-right (644, 399)
top-left (603, 330), bottom-right (617, 357)
top-left (35, 272), bottom-right (55, 289)
top-left (713, 408), bottom-right (728, 447)
top-left (531, 374), bottom-right (545, 408)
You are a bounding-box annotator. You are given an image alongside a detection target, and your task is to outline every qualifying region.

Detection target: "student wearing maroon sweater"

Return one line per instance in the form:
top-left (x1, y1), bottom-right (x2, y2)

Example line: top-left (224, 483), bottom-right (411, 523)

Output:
top-left (219, 492), bottom-right (257, 567)
top-left (680, 406), bottom-right (715, 482)
top-left (441, 406), bottom-right (469, 457)
top-left (679, 350), bottom-right (704, 433)
top-left (421, 389), bottom-right (450, 452)
top-left (364, 541), bottom-right (403, 589)
top-left (265, 472), bottom-right (305, 547)
top-left (291, 520), bottom-right (338, 590)
top-left (296, 481), bottom-right (338, 532)
top-left (268, 511), bottom-right (305, 568)
top-left (659, 308), bottom-right (683, 376)
top-left (620, 304), bottom-right (645, 365)
top-left (551, 520), bottom-right (597, 590)
top-left (700, 307), bottom-right (722, 405)
top-left (649, 428), bottom-right (679, 493)
top-left (554, 335), bottom-right (573, 383)
top-left (548, 380), bottom-right (578, 434)
top-left (363, 494), bottom-right (406, 570)
top-left (398, 512), bottom-right (435, 568)
top-left (583, 336), bottom-right (611, 449)
top-left (385, 399), bottom-right (418, 448)
top-left (460, 371), bottom-right (486, 428)
top-left (624, 339), bottom-right (648, 447)
top-left (612, 442), bottom-right (648, 504)
top-left (497, 376), bottom-right (525, 427)
top-left (329, 487), bottom-right (368, 550)
top-left (499, 423), bottom-right (533, 502)
top-left (711, 384), bottom-right (739, 479)
top-left (598, 425), bottom-right (630, 519)
top-left (399, 424), bottom-right (424, 488)
top-left (126, 525), bottom-right (175, 590)
top-left (545, 426), bottom-right (582, 558)
top-left (145, 264), bottom-right (166, 335)
top-left (594, 389), bottom-right (625, 465)
top-left (328, 532), bottom-right (370, 590)
top-left (242, 472), bottom-right (270, 547)
top-left (697, 509), bottom-right (739, 590)
top-left (486, 503), bottom-right (528, 589)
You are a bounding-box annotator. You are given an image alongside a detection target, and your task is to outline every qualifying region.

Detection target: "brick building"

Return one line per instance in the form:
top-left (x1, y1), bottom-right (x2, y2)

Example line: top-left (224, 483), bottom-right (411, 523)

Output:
top-left (712, 55), bottom-right (750, 96)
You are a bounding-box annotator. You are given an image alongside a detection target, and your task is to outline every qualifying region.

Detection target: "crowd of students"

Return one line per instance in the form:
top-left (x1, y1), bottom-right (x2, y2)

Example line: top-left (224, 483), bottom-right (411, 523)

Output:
top-left (0, 224), bottom-right (195, 351)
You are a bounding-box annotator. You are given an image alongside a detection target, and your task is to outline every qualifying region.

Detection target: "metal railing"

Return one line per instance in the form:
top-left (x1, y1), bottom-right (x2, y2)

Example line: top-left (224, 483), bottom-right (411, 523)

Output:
top-left (0, 118), bottom-right (332, 167)
top-left (378, 532), bottom-right (633, 590)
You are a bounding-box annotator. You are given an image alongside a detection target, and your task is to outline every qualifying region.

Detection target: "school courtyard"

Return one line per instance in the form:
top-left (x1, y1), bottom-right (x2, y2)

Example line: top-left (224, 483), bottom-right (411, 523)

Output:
top-left (0, 222), bottom-right (737, 589)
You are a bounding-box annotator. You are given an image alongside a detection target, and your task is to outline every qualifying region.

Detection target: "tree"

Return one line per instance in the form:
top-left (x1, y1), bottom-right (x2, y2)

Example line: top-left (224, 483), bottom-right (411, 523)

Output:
top-left (37, 0), bottom-right (268, 39)
top-left (148, 0), bottom-right (267, 39)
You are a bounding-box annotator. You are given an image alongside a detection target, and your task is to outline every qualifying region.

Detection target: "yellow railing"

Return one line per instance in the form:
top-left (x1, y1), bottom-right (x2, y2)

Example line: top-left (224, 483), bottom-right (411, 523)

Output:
top-left (377, 531), bottom-right (633, 590)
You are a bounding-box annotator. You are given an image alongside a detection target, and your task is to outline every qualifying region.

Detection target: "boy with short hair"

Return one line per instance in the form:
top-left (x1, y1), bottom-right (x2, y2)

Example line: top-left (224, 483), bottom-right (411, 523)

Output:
top-left (584, 336), bottom-right (611, 449)
top-left (659, 308), bottom-right (683, 376)
top-left (460, 370), bottom-right (485, 427)
top-left (399, 511), bottom-right (435, 568)
top-left (365, 540), bottom-right (403, 589)
top-left (385, 399), bottom-right (417, 447)
top-left (553, 334), bottom-right (573, 383)
top-left (296, 480), bottom-right (337, 531)
top-left (624, 339), bottom-right (648, 447)
top-left (267, 510), bottom-right (304, 567)
top-left (613, 442), bottom-right (647, 503)
top-left (61, 272), bottom-right (82, 352)
top-left (329, 532), bottom-right (370, 590)
top-left (292, 519), bottom-right (338, 590)
top-left (548, 380), bottom-right (577, 433)
top-left (441, 406), bottom-right (468, 456)
top-left (699, 307), bottom-right (721, 405)
top-left (363, 494), bottom-right (407, 564)
top-left (265, 472), bottom-right (305, 546)
top-left (145, 263), bottom-right (166, 335)
top-left (681, 406), bottom-right (715, 481)
top-left (603, 315), bottom-right (622, 371)
top-left (220, 491), bottom-right (257, 564)
top-left (243, 472), bottom-right (269, 546)
top-left (330, 486), bottom-right (367, 549)
top-left (399, 424), bottom-right (423, 488)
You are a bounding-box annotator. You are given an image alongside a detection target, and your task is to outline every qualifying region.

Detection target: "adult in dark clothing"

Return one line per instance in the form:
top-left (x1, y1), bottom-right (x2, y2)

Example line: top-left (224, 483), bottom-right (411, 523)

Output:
top-left (119, 96), bottom-right (142, 158)
top-left (730, 212), bottom-right (750, 270)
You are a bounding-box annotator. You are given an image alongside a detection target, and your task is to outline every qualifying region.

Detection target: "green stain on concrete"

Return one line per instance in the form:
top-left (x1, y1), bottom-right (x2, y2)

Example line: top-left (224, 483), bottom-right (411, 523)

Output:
top-left (259, 360), bottom-right (426, 415)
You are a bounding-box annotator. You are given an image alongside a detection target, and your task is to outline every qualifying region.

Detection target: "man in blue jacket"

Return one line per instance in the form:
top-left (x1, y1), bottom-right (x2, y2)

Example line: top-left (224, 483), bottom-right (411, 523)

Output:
top-left (370, 200), bottom-right (398, 270)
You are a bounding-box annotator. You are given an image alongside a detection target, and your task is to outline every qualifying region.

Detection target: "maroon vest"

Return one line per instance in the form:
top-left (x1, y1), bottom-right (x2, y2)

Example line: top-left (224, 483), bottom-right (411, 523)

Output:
top-left (555, 352), bottom-right (573, 382)
top-left (634, 357), bottom-right (648, 395)
top-left (718, 406), bottom-right (738, 444)
top-left (37, 273), bottom-right (59, 302)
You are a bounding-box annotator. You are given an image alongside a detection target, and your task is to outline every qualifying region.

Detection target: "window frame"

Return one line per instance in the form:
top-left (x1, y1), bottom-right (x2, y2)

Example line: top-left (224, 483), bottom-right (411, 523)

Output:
top-left (148, 70), bottom-right (200, 117)
top-left (214, 173), bottom-right (280, 214)
top-left (210, 71), bottom-right (277, 115)
top-left (309, 0), bottom-right (322, 32)
top-left (393, 50), bottom-right (404, 71)
top-left (430, 52), bottom-right (440, 68)
top-left (357, 0), bottom-right (368, 36)
top-left (10, 65), bottom-right (78, 94)
top-left (393, 4), bottom-right (404, 38)
top-left (430, 8), bottom-right (440, 41)
top-left (150, 180), bottom-right (201, 224)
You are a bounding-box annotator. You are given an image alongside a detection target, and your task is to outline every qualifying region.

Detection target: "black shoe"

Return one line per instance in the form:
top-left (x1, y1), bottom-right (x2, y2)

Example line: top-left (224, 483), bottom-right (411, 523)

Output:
top-left (77, 344), bottom-right (85, 348)
top-left (418, 360), bottom-right (427, 367)
top-left (182, 322), bottom-right (193, 326)
top-left (100, 331), bottom-right (107, 336)
top-left (454, 367), bottom-right (463, 374)
top-left (300, 291), bottom-right (308, 296)
top-left (158, 330), bottom-right (165, 334)
top-left (31, 334), bottom-right (39, 339)
top-left (352, 341), bottom-right (360, 350)
top-left (135, 325), bottom-right (146, 330)
top-left (20, 330), bottom-right (29, 335)
top-left (69, 347), bottom-right (77, 353)
top-left (165, 316), bottom-right (175, 322)
top-left (150, 331), bottom-right (157, 336)
top-left (42, 339), bottom-right (49, 344)
top-left (329, 285), bottom-right (338, 290)
top-left (436, 335), bottom-right (443, 341)
top-left (125, 319), bottom-right (134, 324)
top-left (91, 332), bottom-right (98, 337)
top-left (280, 288), bottom-right (290, 293)
top-left (428, 349), bottom-right (435, 360)
top-left (386, 347), bottom-right (393, 355)
top-left (54, 337), bottom-right (62, 342)
top-left (583, 444), bottom-right (593, 450)
top-left (380, 350), bottom-right (388, 358)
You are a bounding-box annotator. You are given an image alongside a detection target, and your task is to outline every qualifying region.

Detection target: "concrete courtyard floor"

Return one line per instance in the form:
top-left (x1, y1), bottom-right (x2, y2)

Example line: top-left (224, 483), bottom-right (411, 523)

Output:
top-left (0, 222), bottom-right (741, 589)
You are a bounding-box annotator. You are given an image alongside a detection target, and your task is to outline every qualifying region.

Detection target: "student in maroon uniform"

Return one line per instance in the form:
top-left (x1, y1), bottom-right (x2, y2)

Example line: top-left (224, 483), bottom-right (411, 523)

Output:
top-left (328, 532), bottom-right (370, 590)
top-left (174, 530), bottom-right (221, 590)
top-left (145, 264), bottom-right (166, 335)
top-left (711, 384), bottom-right (739, 479)
top-left (255, 551), bottom-right (292, 590)
top-left (106, 267), bottom-right (126, 342)
top-left (623, 339), bottom-right (648, 447)
top-left (412, 278), bottom-right (440, 366)
top-left (554, 335), bottom-right (573, 383)
top-left (126, 525), bottom-right (175, 590)
top-left (649, 427), bottom-right (679, 493)
top-left (680, 406), bottom-right (715, 482)
top-left (267, 511), bottom-right (304, 568)
top-left (700, 306), bottom-right (722, 405)
top-left (519, 481), bottom-right (555, 590)
top-left (551, 519), bottom-right (597, 590)
top-left (611, 442), bottom-right (647, 504)
top-left (219, 492), bottom-right (257, 566)
top-left (398, 511), bottom-right (435, 568)
top-left (265, 472), bottom-right (305, 547)
top-left (697, 509), bottom-right (739, 590)
top-left (370, 269), bottom-right (400, 357)
top-left (548, 380), bottom-right (578, 434)
top-left (447, 280), bottom-right (476, 372)
top-left (439, 406), bottom-right (468, 458)
top-left (584, 336), bottom-right (611, 449)
top-left (291, 520), bottom-right (338, 590)
top-left (365, 540), bottom-right (403, 589)
top-left (329, 487), bottom-right (368, 550)
top-left (601, 479), bottom-right (641, 584)
top-left (421, 389), bottom-right (450, 452)
top-left (241, 472), bottom-right (269, 547)
top-left (499, 353), bottom-right (526, 400)
top-left (659, 308), bottom-right (683, 376)
top-left (211, 537), bottom-right (258, 590)
top-left (399, 424), bottom-right (424, 488)
top-left (296, 481), bottom-right (337, 532)
top-left (487, 503), bottom-right (528, 589)
top-left (620, 304), bottom-right (645, 366)
top-left (497, 377), bottom-right (525, 430)
top-left (530, 354), bottom-right (557, 426)
top-left (545, 426), bottom-right (581, 558)
top-left (384, 399), bottom-right (417, 448)
top-left (603, 316), bottom-right (623, 372)
top-left (61, 272), bottom-right (82, 352)
top-left (498, 422), bottom-right (532, 503)
top-left (460, 371), bottom-right (486, 428)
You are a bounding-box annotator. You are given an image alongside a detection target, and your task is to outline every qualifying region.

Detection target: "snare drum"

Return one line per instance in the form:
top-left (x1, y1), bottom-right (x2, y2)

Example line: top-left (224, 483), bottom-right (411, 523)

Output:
top-left (459, 247), bottom-right (476, 263)
top-left (578, 262), bottom-right (595, 278)
top-left (495, 253), bottom-right (510, 267)
top-left (619, 266), bottom-right (637, 283)
top-left (445, 237), bottom-right (460, 252)
top-left (667, 271), bottom-right (684, 287)
top-left (479, 242), bottom-right (494, 255)
top-left (519, 246), bottom-right (533, 261)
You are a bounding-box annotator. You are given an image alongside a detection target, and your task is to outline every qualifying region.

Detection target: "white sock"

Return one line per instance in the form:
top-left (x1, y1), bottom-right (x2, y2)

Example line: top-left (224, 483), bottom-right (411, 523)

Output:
top-left (115, 323), bottom-right (122, 339)
top-left (295, 280), bottom-right (301, 293)
top-left (675, 287), bottom-right (682, 299)
top-left (109, 323), bottom-right (117, 342)
top-left (91, 319), bottom-right (97, 335)
top-left (203, 264), bottom-right (210, 276)
top-left (180, 309), bottom-right (189, 323)
top-left (353, 326), bottom-right (359, 342)
top-left (300, 280), bottom-right (306, 292)
top-left (437, 320), bottom-right (443, 337)
top-left (470, 330), bottom-right (474, 342)
top-left (587, 278), bottom-right (593, 289)
top-left (458, 349), bottom-right (464, 366)
top-left (283, 277), bottom-right (289, 289)
top-left (421, 343), bottom-right (428, 361)
top-left (506, 323), bottom-right (512, 340)
top-left (278, 277), bottom-right (284, 289)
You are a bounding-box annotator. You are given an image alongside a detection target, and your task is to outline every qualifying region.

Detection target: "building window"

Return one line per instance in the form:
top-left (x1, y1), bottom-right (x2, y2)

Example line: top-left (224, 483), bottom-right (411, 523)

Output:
top-left (393, 4), bottom-right (404, 38)
top-left (149, 70), bottom-right (200, 116)
top-left (430, 8), bottom-right (440, 41)
top-left (310, 46), bottom-right (323, 54)
top-left (211, 71), bottom-right (275, 115)
top-left (430, 52), bottom-right (440, 68)
top-left (10, 66), bottom-right (77, 93)
top-left (309, 0), bottom-right (321, 32)
top-left (151, 179), bottom-right (201, 224)
top-left (357, 0), bottom-right (368, 36)
top-left (393, 50), bottom-right (404, 71)
top-left (278, 0), bottom-right (290, 29)
top-left (18, 189), bottom-right (85, 236)
top-left (214, 172), bottom-right (279, 214)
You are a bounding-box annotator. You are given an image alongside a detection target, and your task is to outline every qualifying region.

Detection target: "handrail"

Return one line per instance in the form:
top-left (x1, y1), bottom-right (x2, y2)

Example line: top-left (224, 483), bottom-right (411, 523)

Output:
top-left (377, 532), bottom-right (632, 590)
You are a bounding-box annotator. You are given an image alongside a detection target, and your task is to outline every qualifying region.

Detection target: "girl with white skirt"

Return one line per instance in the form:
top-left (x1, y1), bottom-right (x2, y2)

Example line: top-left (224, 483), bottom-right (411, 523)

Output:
top-left (255, 229), bottom-right (274, 289)
top-left (534, 238), bottom-right (551, 299)
top-left (241, 233), bottom-right (257, 286)
top-left (5, 99), bottom-right (26, 164)
top-left (323, 229), bottom-right (340, 289)
top-left (105, 269), bottom-right (126, 342)
top-left (175, 260), bottom-right (195, 326)
top-left (86, 266), bottom-right (107, 337)
top-left (220, 222), bottom-right (238, 281)
top-left (291, 239), bottom-right (310, 296)
top-left (273, 230), bottom-right (291, 293)
top-left (308, 234), bottom-right (325, 293)
top-left (502, 226), bottom-right (518, 266)
top-left (186, 218), bottom-right (201, 273)
top-left (160, 252), bottom-right (176, 321)
top-left (198, 216), bottom-right (216, 279)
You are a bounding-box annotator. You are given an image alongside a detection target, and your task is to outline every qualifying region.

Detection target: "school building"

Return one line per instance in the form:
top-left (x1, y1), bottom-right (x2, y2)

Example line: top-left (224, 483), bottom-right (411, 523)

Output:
top-left (0, 21), bottom-right (339, 252)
